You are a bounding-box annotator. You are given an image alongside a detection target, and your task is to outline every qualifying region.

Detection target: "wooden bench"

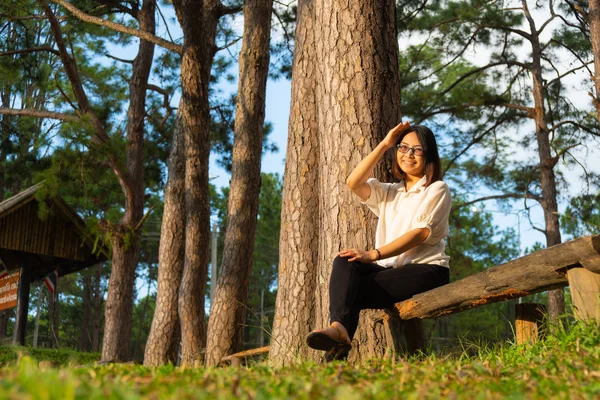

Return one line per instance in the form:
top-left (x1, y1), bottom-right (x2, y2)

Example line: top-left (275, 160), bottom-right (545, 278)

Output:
top-left (372, 235), bottom-right (600, 354)
top-left (220, 345), bottom-right (270, 367)
top-left (222, 235), bottom-right (600, 364)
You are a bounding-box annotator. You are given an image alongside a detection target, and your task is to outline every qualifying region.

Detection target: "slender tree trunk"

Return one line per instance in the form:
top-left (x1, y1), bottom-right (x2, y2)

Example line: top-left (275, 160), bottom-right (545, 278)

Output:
top-left (33, 285), bottom-right (43, 348)
top-left (204, 0), bottom-right (273, 367)
top-left (523, 1), bottom-right (564, 320)
top-left (270, 0), bottom-right (401, 366)
top-left (144, 117), bottom-right (186, 366)
top-left (269, 0), bottom-right (321, 367)
top-left (101, 0), bottom-right (156, 361)
top-left (79, 271), bottom-right (91, 352)
top-left (173, 0), bottom-right (220, 366)
top-left (0, 89), bottom-right (9, 200)
top-left (92, 262), bottom-right (103, 352)
top-left (588, 0), bottom-right (600, 118)
top-left (48, 284), bottom-right (59, 348)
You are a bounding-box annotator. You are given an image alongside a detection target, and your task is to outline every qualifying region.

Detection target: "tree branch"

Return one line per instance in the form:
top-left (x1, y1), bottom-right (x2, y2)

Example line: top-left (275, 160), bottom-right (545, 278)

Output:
top-left (439, 61), bottom-right (530, 97)
top-left (0, 46), bottom-right (60, 57)
top-left (104, 53), bottom-right (134, 63)
top-left (549, 120), bottom-right (600, 137)
top-left (544, 59), bottom-right (593, 88)
top-left (51, 0), bottom-right (182, 54)
top-left (451, 193), bottom-right (542, 213)
top-left (0, 107), bottom-right (78, 122)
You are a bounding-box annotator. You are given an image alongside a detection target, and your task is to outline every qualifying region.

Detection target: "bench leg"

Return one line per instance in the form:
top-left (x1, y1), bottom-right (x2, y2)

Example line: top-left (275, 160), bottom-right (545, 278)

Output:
top-left (568, 267), bottom-right (600, 323)
top-left (515, 303), bottom-right (546, 345)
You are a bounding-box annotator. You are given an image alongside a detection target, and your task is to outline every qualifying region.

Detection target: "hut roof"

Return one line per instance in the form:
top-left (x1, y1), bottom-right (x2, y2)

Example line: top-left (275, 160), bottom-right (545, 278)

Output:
top-left (0, 183), bottom-right (108, 282)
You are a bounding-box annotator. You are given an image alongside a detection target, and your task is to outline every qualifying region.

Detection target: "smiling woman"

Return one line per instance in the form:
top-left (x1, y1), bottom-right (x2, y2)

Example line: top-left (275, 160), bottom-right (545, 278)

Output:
top-left (306, 122), bottom-right (452, 361)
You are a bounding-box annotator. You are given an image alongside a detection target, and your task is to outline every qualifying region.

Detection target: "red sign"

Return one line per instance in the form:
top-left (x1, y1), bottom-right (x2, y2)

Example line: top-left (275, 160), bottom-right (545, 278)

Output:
top-left (0, 271), bottom-right (19, 311)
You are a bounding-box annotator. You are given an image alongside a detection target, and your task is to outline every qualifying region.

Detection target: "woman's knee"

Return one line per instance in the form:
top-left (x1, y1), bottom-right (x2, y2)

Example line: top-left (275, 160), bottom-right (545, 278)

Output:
top-left (333, 255), bottom-right (351, 270)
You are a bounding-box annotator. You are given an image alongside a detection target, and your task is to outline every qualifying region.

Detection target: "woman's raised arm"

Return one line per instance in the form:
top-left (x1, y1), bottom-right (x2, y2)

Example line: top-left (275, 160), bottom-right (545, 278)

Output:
top-left (346, 121), bottom-right (411, 201)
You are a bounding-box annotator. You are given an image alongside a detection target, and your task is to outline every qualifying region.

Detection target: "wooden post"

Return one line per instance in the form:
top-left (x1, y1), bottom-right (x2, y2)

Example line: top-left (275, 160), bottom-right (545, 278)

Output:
top-left (402, 319), bottom-right (426, 355)
top-left (568, 267), bottom-right (600, 323)
top-left (13, 265), bottom-right (32, 346)
top-left (515, 303), bottom-right (546, 345)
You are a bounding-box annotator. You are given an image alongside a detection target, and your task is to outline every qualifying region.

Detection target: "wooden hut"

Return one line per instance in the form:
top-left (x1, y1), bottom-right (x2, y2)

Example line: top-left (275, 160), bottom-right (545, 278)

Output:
top-left (0, 183), bottom-right (108, 345)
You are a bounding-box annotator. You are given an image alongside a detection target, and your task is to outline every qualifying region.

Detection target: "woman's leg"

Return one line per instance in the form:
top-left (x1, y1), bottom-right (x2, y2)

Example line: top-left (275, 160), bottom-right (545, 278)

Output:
top-left (330, 258), bottom-right (449, 340)
top-left (358, 263), bottom-right (449, 309)
top-left (329, 256), bottom-right (388, 340)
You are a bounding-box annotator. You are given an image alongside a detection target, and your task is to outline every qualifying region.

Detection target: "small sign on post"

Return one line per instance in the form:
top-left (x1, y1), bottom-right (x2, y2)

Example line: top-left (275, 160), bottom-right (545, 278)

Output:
top-left (0, 271), bottom-right (20, 311)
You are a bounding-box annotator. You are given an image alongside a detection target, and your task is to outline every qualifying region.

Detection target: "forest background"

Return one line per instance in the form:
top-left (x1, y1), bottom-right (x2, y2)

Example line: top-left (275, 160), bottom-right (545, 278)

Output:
top-left (0, 0), bottom-right (599, 365)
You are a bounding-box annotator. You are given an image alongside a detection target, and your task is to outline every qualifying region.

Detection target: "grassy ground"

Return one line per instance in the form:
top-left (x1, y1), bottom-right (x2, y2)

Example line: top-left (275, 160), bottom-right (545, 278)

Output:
top-left (0, 321), bottom-right (598, 399)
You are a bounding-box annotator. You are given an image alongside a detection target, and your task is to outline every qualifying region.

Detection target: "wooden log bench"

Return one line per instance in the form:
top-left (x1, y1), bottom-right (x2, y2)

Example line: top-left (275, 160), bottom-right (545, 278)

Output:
top-left (222, 235), bottom-right (600, 364)
top-left (220, 345), bottom-right (270, 367)
top-left (372, 234), bottom-right (600, 354)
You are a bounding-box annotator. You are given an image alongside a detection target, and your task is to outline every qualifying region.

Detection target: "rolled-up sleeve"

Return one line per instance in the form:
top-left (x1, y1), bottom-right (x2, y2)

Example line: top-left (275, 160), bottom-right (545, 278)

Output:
top-left (360, 178), bottom-right (388, 217)
top-left (411, 182), bottom-right (452, 244)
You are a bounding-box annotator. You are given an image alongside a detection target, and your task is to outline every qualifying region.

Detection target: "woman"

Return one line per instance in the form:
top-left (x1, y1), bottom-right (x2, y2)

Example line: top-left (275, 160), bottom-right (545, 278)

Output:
top-left (306, 121), bottom-right (451, 361)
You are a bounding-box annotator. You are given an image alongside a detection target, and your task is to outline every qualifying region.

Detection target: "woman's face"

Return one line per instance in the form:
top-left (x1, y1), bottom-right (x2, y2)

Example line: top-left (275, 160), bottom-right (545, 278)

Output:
top-left (397, 131), bottom-right (426, 179)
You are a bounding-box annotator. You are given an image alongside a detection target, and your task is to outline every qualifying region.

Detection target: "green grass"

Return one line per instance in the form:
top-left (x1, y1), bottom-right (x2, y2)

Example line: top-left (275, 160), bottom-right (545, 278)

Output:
top-left (0, 345), bottom-right (100, 365)
top-left (0, 321), bottom-right (598, 399)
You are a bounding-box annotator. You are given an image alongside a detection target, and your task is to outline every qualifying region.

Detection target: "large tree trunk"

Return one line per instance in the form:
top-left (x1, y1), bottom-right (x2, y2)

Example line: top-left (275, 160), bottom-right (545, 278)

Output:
top-left (588, 0), bottom-right (600, 118)
top-left (144, 116), bottom-right (186, 366)
top-left (523, 1), bottom-right (564, 320)
top-left (270, 0), bottom-right (401, 366)
top-left (269, 0), bottom-right (321, 367)
top-left (101, 0), bottom-right (156, 361)
top-left (204, 0), bottom-right (273, 367)
top-left (173, 0), bottom-right (220, 366)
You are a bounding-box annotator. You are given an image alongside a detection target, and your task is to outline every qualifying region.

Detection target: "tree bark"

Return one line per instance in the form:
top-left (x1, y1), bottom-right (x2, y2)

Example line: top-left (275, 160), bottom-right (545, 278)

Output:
top-left (204, 0), bottom-right (273, 367)
top-left (173, 0), bottom-right (220, 366)
top-left (144, 116), bottom-right (186, 366)
top-left (522, 0), bottom-right (564, 320)
top-left (101, 0), bottom-right (156, 361)
top-left (269, 0), bottom-right (321, 367)
top-left (588, 0), bottom-right (600, 118)
top-left (270, 0), bottom-right (401, 366)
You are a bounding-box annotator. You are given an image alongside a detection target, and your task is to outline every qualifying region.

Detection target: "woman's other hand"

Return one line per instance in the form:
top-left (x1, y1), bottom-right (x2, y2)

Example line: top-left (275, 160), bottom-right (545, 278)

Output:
top-left (381, 121), bottom-right (411, 149)
top-left (338, 249), bottom-right (379, 263)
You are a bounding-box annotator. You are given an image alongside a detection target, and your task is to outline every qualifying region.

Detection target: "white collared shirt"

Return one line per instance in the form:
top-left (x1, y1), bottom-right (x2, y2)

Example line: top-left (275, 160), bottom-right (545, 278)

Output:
top-left (361, 176), bottom-right (451, 268)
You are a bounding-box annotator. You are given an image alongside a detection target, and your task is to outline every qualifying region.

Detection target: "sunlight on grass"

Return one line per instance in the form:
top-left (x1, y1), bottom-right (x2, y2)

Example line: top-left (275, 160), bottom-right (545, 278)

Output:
top-left (0, 321), bottom-right (598, 399)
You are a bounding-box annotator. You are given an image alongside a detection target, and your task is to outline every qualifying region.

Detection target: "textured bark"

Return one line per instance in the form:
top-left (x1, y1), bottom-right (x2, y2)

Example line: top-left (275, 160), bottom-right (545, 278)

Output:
top-left (588, 0), bottom-right (600, 118)
top-left (204, 0), bottom-right (273, 367)
top-left (173, 0), bottom-right (219, 366)
top-left (101, 0), bottom-right (156, 362)
top-left (144, 117), bottom-right (186, 366)
top-left (269, 0), bottom-right (320, 366)
top-left (522, 1), bottom-right (564, 320)
top-left (270, 0), bottom-right (401, 366)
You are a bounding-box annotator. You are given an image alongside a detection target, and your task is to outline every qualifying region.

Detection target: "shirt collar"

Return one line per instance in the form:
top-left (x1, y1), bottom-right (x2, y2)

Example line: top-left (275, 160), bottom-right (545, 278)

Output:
top-left (402, 175), bottom-right (427, 193)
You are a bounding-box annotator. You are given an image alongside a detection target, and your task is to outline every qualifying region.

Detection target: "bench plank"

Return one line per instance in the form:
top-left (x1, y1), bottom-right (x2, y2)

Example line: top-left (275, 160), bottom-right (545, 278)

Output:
top-left (393, 235), bottom-right (600, 319)
top-left (221, 346), bottom-right (270, 364)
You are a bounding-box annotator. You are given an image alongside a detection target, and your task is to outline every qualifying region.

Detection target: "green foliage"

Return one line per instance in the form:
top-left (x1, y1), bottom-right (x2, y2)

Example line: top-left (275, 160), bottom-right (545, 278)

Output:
top-left (560, 191), bottom-right (600, 238)
top-left (0, 346), bottom-right (99, 365)
top-left (0, 321), bottom-right (598, 398)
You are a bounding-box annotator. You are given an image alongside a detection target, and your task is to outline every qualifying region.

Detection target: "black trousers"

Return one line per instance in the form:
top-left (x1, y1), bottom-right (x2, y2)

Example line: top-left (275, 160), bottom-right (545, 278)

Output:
top-left (329, 255), bottom-right (450, 339)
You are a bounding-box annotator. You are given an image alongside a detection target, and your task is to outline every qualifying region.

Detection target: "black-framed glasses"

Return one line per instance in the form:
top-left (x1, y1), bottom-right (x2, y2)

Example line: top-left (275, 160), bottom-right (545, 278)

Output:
top-left (396, 144), bottom-right (424, 156)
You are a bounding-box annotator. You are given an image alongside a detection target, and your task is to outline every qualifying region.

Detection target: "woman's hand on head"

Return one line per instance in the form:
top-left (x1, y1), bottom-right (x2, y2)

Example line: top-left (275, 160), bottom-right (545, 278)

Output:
top-left (382, 121), bottom-right (411, 149)
top-left (338, 248), bottom-right (379, 263)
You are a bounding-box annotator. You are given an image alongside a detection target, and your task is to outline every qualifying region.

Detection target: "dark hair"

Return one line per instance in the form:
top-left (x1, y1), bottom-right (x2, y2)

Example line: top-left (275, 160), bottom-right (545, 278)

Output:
top-left (391, 125), bottom-right (443, 187)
